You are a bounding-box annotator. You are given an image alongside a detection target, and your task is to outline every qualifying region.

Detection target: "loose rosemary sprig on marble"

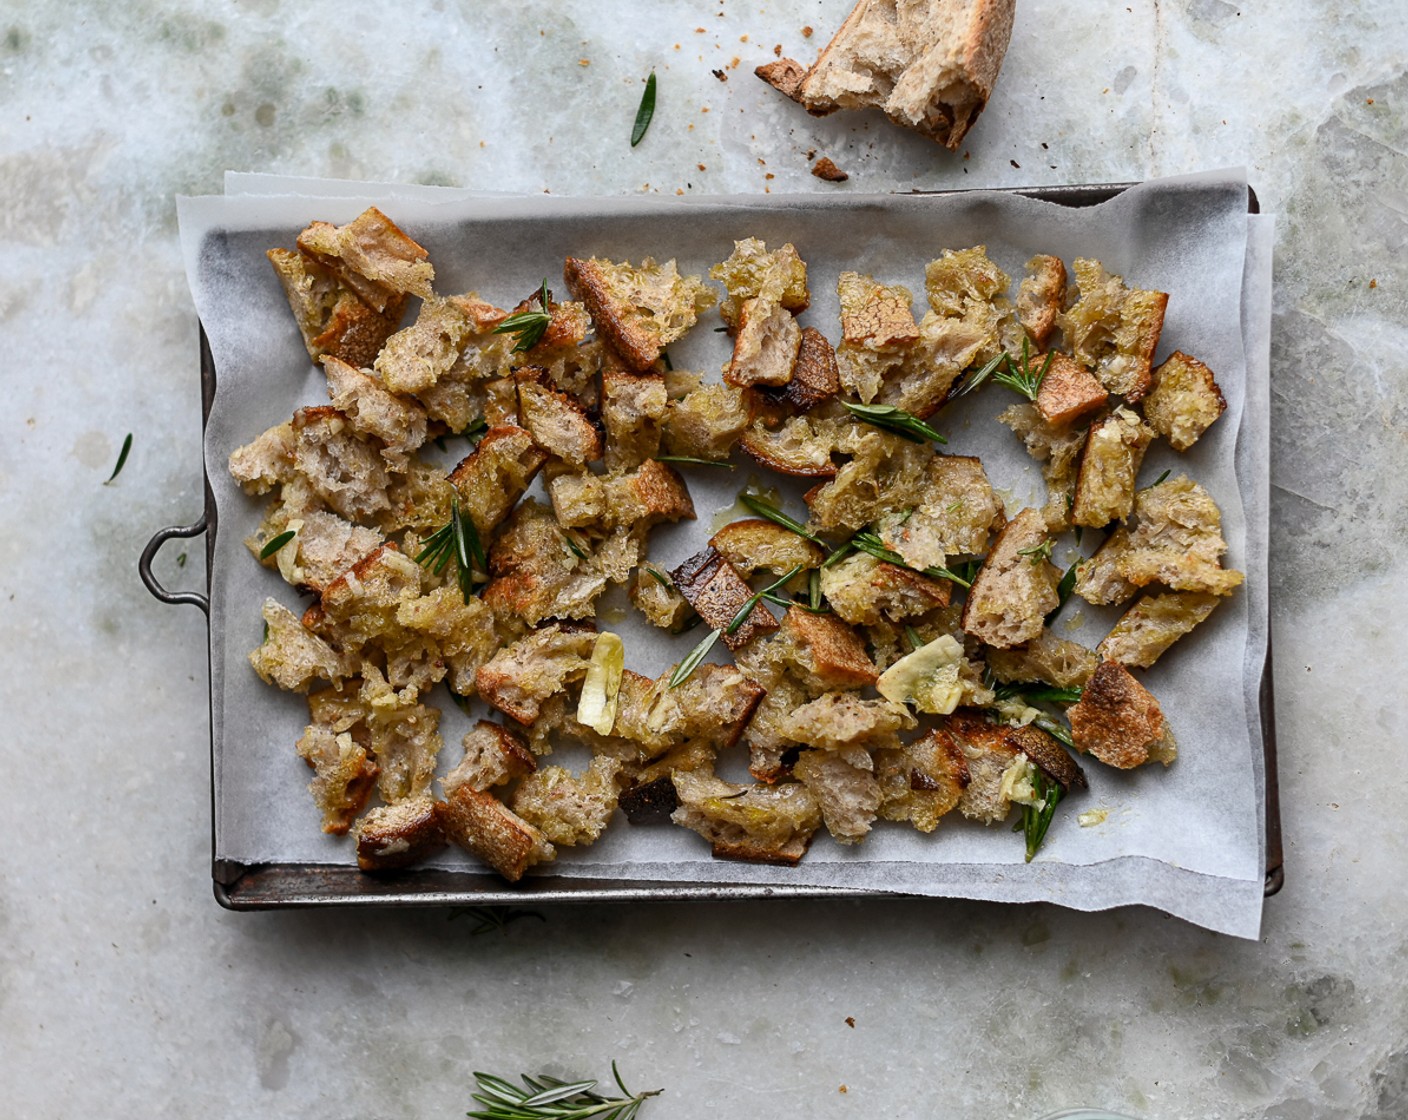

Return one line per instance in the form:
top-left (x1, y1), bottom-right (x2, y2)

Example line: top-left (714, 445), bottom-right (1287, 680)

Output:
top-left (469, 1062), bottom-right (660, 1120)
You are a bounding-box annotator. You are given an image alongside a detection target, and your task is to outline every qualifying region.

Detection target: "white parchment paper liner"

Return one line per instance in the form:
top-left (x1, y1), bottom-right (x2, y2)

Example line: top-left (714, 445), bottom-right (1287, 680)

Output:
top-left (179, 169), bottom-right (1273, 938)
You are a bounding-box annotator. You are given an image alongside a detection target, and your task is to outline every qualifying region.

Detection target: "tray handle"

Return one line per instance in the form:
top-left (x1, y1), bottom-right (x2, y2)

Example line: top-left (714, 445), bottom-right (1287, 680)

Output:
top-left (140, 516), bottom-right (210, 614)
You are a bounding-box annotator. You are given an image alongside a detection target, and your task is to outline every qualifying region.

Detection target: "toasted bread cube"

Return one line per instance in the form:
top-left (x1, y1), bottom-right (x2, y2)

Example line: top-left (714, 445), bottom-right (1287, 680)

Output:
top-left (671, 770), bottom-right (821, 866)
top-left (738, 415), bottom-right (844, 477)
top-left (726, 296), bottom-right (802, 388)
top-left (448, 424), bottom-right (548, 537)
top-left (601, 369), bottom-right (667, 471)
top-left (784, 692), bottom-right (916, 751)
top-left (316, 543), bottom-right (423, 650)
top-left (1071, 407), bottom-right (1154, 528)
top-left (836, 271), bottom-right (919, 401)
top-left (296, 206), bottom-right (434, 313)
top-left (510, 756), bottom-right (622, 847)
top-left (372, 295), bottom-right (474, 395)
top-left (1068, 660), bottom-right (1177, 769)
top-left (961, 508), bottom-right (1061, 649)
top-left (610, 664), bottom-right (765, 758)
top-left (779, 605), bottom-right (879, 688)
top-left (875, 729), bottom-right (971, 832)
top-left (1058, 258), bottom-right (1168, 400)
top-left (1017, 254), bottom-right (1066, 349)
top-left (1035, 351), bottom-right (1108, 426)
top-left (443, 720), bottom-right (537, 795)
top-left (805, 428), bottom-right (934, 533)
top-left (289, 406), bottom-right (393, 521)
top-left (998, 402), bottom-right (1087, 532)
top-left (670, 547), bottom-right (779, 651)
top-left (617, 459), bottom-right (696, 526)
top-left (321, 355), bottom-right (428, 463)
top-left (820, 553), bottom-right (952, 627)
top-left (438, 785), bottom-right (556, 881)
top-left (1116, 475), bottom-right (1245, 596)
top-left (563, 255), bottom-right (714, 372)
top-left (747, 327), bottom-right (841, 417)
top-left (249, 599), bottom-right (354, 692)
top-left (874, 453), bottom-right (1004, 569)
top-left (709, 518), bottom-right (827, 576)
top-left (229, 420), bottom-right (297, 496)
top-left (475, 623), bottom-right (598, 726)
top-left (1143, 351), bottom-right (1227, 451)
top-left (985, 627), bottom-right (1099, 689)
top-left (662, 382), bottom-right (751, 460)
top-left (710, 237), bottom-right (810, 329)
top-left (267, 247), bottom-right (403, 368)
top-left (1073, 526), bottom-right (1138, 607)
top-left (397, 586), bottom-right (502, 696)
top-left (1098, 591), bottom-right (1221, 668)
top-left (630, 566), bottom-right (694, 630)
top-left (743, 676), bottom-right (809, 782)
top-left (353, 796), bottom-right (448, 871)
top-left (793, 750), bottom-right (882, 845)
top-left (513, 367), bottom-right (603, 467)
top-left (295, 725), bottom-right (379, 835)
top-left (483, 499), bottom-right (606, 625)
top-left (249, 508), bottom-right (381, 593)
top-left (943, 713), bottom-right (1021, 824)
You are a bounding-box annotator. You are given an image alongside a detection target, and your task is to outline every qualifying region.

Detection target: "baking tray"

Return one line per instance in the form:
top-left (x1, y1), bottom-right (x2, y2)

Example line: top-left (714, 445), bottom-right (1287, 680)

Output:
top-left (142, 182), bottom-right (1283, 909)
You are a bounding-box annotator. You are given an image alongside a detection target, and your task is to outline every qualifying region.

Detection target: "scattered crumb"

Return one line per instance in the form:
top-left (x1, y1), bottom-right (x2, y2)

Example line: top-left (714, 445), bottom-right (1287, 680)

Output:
top-left (811, 156), bottom-right (849, 182)
top-left (774, 44), bottom-right (782, 56)
top-left (676, 188), bottom-right (685, 196)
top-left (845, 1016), bottom-right (856, 1028)
top-left (802, 25), bottom-right (814, 37)
top-left (578, 58), bottom-right (590, 66)
top-left (695, 27), bottom-right (706, 33)
top-left (673, 43), bottom-right (681, 51)
top-left (1078, 808), bottom-right (1110, 828)
top-left (1040, 141), bottom-right (1049, 149)
top-left (963, 151), bottom-right (971, 160)
top-left (479, 140), bottom-right (486, 148)
top-left (1010, 159), bottom-right (1021, 169)
top-left (730, 55), bottom-right (741, 68)
top-left (764, 172), bottom-right (775, 180)
top-left (806, 148), bottom-right (817, 160)
top-left (713, 68), bottom-right (727, 81)
top-left (700, 106), bottom-right (710, 113)
top-left (740, 34), bottom-right (749, 42)
top-left (1367, 98), bottom-right (1375, 105)
top-left (1102, 87), bottom-right (1110, 94)
top-left (757, 157), bottom-right (767, 165)
top-left (839, 1085), bottom-right (848, 1094)
top-left (1370, 278), bottom-right (1378, 289)
top-left (697, 163), bottom-right (707, 171)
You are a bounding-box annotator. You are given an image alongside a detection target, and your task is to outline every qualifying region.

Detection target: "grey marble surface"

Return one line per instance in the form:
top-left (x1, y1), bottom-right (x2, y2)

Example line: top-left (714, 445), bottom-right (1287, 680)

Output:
top-left (1, 1), bottom-right (1405, 1117)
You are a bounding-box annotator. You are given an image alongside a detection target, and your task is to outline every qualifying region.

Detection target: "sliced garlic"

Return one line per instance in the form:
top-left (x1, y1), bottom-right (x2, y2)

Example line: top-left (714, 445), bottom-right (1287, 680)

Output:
top-left (274, 518), bottom-right (304, 584)
top-left (577, 632), bottom-right (625, 735)
top-left (999, 756), bottom-right (1043, 809)
top-left (875, 633), bottom-right (965, 715)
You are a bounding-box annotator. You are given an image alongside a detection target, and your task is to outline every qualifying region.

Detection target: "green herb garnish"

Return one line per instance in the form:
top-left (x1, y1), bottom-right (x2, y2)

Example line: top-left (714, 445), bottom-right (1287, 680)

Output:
top-left (631, 72), bottom-right (657, 147)
top-left (415, 498), bottom-right (485, 604)
top-left (848, 531), bottom-right (972, 589)
top-left (993, 339), bottom-right (1055, 401)
top-left (808, 569), bottom-right (822, 611)
top-left (1017, 539), bottom-right (1053, 565)
top-left (738, 493), bottom-right (824, 544)
top-left (492, 281), bottom-right (553, 353)
top-left (669, 627), bottom-right (720, 688)
top-left (1023, 766), bottom-right (1063, 862)
top-left (176, 552), bottom-right (188, 568)
top-left (562, 531), bottom-right (588, 560)
top-left (449, 906), bottom-right (545, 935)
top-left (904, 625), bottom-right (924, 652)
top-left (105, 433), bottom-right (132, 484)
top-left (841, 401), bottom-right (947, 444)
top-left (1148, 468), bottom-right (1171, 488)
top-left (995, 681), bottom-right (1083, 706)
top-left (653, 456), bottom-right (735, 469)
top-left (259, 530), bottom-right (296, 560)
top-left (726, 564), bottom-right (802, 636)
top-left (1055, 560), bottom-right (1079, 610)
top-left (642, 566), bottom-right (672, 590)
top-left (954, 351), bottom-right (1009, 398)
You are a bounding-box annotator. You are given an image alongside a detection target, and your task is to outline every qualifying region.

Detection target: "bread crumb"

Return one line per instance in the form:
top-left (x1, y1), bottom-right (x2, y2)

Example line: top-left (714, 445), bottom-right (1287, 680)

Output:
top-left (697, 163), bottom-right (707, 171)
top-left (740, 34), bottom-right (749, 42)
top-left (839, 1085), bottom-right (848, 1094)
top-left (765, 173), bottom-right (775, 180)
top-left (802, 25), bottom-right (813, 37)
top-left (578, 58), bottom-right (590, 66)
top-left (845, 1016), bottom-right (856, 1027)
top-left (774, 43), bottom-right (782, 56)
top-left (1370, 278), bottom-right (1378, 289)
top-left (1367, 98), bottom-right (1375, 104)
top-left (695, 26), bottom-right (706, 32)
top-left (811, 157), bottom-right (849, 182)
top-left (712, 68), bottom-right (727, 81)
top-left (730, 55), bottom-right (741, 68)
top-left (1010, 159), bottom-right (1020, 169)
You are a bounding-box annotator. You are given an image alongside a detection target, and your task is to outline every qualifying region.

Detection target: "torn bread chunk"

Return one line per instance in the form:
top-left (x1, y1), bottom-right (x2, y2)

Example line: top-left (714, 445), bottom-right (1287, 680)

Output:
top-left (709, 519), bottom-right (827, 576)
top-left (783, 693), bottom-right (916, 751)
top-left (1071, 407), bottom-right (1154, 529)
top-left (783, 0), bottom-right (1017, 150)
top-left (985, 628), bottom-right (1099, 689)
top-left (873, 453), bottom-right (1004, 570)
top-left (944, 713), bottom-right (1022, 824)
top-left (294, 724), bottom-right (379, 835)
top-left (352, 796), bottom-right (447, 871)
top-left (710, 237), bottom-right (810, 330)
top-left (601, 369), bottom-right (667, 471)
top-left (373, 295), bottom-right (474, 396)
top-left (447, 424), bottom-right (548, 537)
top-left (510, 756), bottom-right (622, 847)
top-left (805, 427), bottom-right (934, 533)
top-left (229, 421), bottom-right (297, 496)
top-left (474, 623), bottom-right (598, 726)
top-left (739, 414), bottom-right (844, 477)
top-left (777, 606), bottom-right (879, 689)
top-left (483, 499), bottom-right (606, 626)
top-left (249, 599), bottom-right (354, 692)
top-left (998, 402), bottom-right (1088, 533)
top-left (296, 206), bottom-right (434, 312)
top-left (1098, 591), bottom-right (1221, 669)
top-left (629, 566), bottom-right (694, 631)
top-left (661, 381), bottom-right (751, 461)
top-left (313, 543), bottom-right (423, 651)
top-left (1058, 258), bottom-right (1168, 400)
top-left (793, 749), bottom-right (883, 845)
top-left (961, 508), bottom-right (1061, 649)
top-left (251, 509), bottom-right (382, 594)
top-left (670, 547), bottom-right (779, 651)
top-left (836, 271), bottom-right (919, 401)
top-left (563, 255), bottom-right (714, 372)
top-left (1068, 660), bottom-right (1177, 769)
top-left (1142, 351), bottom-right (1227, 452)
top-left (321, 356), bottom-right (428, 464)
top-left (438, 785), bottom-right (556, 881)
top-left (1072, 526), bottom-right (1138, 607)
top-left (820, 553), bottom-right (952, 627)
top-left (725, 295), bottom-right (802, 388)
top-left (876, 728), bottom-right (971, 832)
top-left (289, 406), bottom-right (393, 522)
top-left (548, 460), bottom-right (695, 531)
top-left (1116, 475), bottom-right (1245, 596)
top-left (751, 326), bottom-right (842, 415)
top-left (267, 247), bottom-right (402, 368)
top-left (513, 367), bottom-right (603, 468)
top-left (443, 720), bottom-right (537, 795)
top-left (609, 664), bottom-right (765, 759)
top-left (1035, 351), bottom-right (1108, 427)
top-left (1017, 254), bottom-right (1067, 349)
top-left (671, 770), bottom-right (821, 866)
top-left (396, 586), bottom-right (502, 698)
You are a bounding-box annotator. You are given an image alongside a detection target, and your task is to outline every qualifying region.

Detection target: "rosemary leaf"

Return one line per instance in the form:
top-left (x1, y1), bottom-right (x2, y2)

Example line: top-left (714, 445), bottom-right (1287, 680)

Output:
top-left (726, 564), bottom-right (802, 636)
top-left (841, 400), bottom-right (947, 444)
top-left (1033, 713), bottom-right (1075, 749)
top-left (954, 351), bottom-right (1009, 398)
top-left (176, 552), bottom-right (187, 568)
top-left (1055, 560), bottom-right (1079, 610)
top-left (653, 456), bottom-right (734, 469)
top-left (259, 530), bottom-right (296, 560)
top-left (642, 566), bottom-right (672, 590)
top-left (1151, 468), bottom-right (1171, 487)
top-left (562, 531), bottom-right (588, 560)
top-left (492, 281), bottom-right (553, 353)
top-left (1017, 538), bottom-right (1053, 565)
top-left (669, 628), bottom-right (720, 688)
top-left (738, 493), bottom-right (824, 544)
top-left (848, 532), bottom-right (971, 588)
top-left (808, 568), bottom-right (822, 611)
top-left (105, 432), bottom-right (133, 484)
top-left (904, 625), bottom-right (924, 652)
top-left (631, 71), bottom-right (657, 147)
top-left (990, 338), bottom-right (1054, 402)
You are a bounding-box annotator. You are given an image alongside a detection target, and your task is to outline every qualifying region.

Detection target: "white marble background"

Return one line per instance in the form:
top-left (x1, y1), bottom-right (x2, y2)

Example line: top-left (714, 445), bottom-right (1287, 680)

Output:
top-left (1, 1), bottom-right (1405, 1117)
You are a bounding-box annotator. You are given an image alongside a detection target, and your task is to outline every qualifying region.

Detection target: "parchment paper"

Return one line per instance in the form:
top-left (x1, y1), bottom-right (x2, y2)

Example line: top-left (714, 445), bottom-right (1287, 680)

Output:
top-left (179, 169), bottom-right (1273, 938)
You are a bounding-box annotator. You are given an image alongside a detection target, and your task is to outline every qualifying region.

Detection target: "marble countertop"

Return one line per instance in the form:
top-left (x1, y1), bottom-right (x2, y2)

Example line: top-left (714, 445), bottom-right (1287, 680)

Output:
top-left (2, 1), bottom-right (1405, 1117)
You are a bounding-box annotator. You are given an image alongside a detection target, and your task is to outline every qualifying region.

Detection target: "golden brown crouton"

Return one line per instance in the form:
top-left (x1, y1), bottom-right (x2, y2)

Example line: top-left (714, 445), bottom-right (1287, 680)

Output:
top-left (820, 553), bottom-right (952, 626)
top-left (661, 382), bottom-right (751, 461)
top-left (483, 499), bottom-right (606, 625)
top-left (629, 566), bottom-right (694, 631)
top-left (1067, 659), bottom-right (1177, 769)
top-left (443, 720), bottom-right (537, 795)
top-left (875, 729), bottom-right (971, 832)
top-left (474, 623), bottom-right (599, 726)
top-left (248, 507), bottom-right (384, 594)
top-left (793, 750), bottom-right (883, 845)
top-left (372, 295), bottom-right (474, 395)
top-left (249, 599), bottom-right (354, 692)
top-left (448, 424), bottom-right (548, 537)
top-left (294, 724), bottom-right (379, 835)
top-left (1017, 254), bottom-right (1066, 349)
top-left (438, 785), bottom-right (556, 881)
top-left (1071, 407), bottom-right (1155, 529)
top-left (513, 367), bottom-right (603, 467)
top-left (778, 606), bottom-right (879, 689)
top-left (266, 247), bottom-right (403, 368)
top-left (670, 770), bottom-right (821, 866)
top-left (1035, 351), bottom-right (1108, 427)
top-left (670, 546), bottom-right (779, 651)
top-left (738, 415), bottom-right (845, 477)
top-left (1114, 476), bottom-right (1245, 595)
top-left (873, 453), bottom-right (1004, 569)
top-left (1072, 526), bottom-right (1138, 607)
top-left (1098, 591), bottom-right (1221, 668)
top-left (998, 402), bottom-right (1088, 532)
top-left (229, 421), bottom-right (297, 496)
top-left (510, 756), bottom-right (622, 847)
top-left (985, 627), bottom-right (1099, 689)
top-left (315, 543), bottom-right (424, 650)
top-left (352, 797), bottom-right (447, 871)
top-left (1142, 351), bottom-right (1227, 451)
top-left (710, 237), bottom-right (810, 329)
top-left (805, 427), bottom-right (934, 533)
top-left (289, 406), bottom-right (394, 522)
top-left (709, 519), bottom-right (827, 576)
top-left (836, 271), bottom-right (919, 401)
top-left (548, 460), bottom-right (695, 532)
top-left (563, 255), bottom-right (714, 372)
top-left (961, 508), bottom-right (1061, 649)
top-left (942, 713), bottom-right (1021, 824)
top-left (601, 369), bottom-right (667, 470)
top-left (1058, 258), bottom-right (1168, 400)
top-left (783, 692), bottom-right (916, 750)
top-left (608, 664), bottom-right (765, 759)
top-left (726, 296), bottom-right (802, 388)
top-left (320, 356), bottom-right (428, 463)
top-left (296, 206), bottom-right (434, 312)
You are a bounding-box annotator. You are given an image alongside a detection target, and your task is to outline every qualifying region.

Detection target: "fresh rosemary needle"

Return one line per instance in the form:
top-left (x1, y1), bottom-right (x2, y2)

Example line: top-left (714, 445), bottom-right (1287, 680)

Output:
top-left (668, 627), bottom-right (720, 688)
top-left (259, 529), bottom-right (296, 560)
top-left (631, 71), bottom-right (657, 147)
top-left (725, 564), bottom-right (803, 636)
top-left (492, 280), bottom-right (553, 353)
top-left (105, 432), bottom-right (132, 484)
top-left (469, 1062), bottom-right (660, 1120)
top-left (653, 456), bottom-right (734, 469)
top-left (737, 493), bottom-right (824, 544)
top-left (841, 400), bottom-right (947, 444)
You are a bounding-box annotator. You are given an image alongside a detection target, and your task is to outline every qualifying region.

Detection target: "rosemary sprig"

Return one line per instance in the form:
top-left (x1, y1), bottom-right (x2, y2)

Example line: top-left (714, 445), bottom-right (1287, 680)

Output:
top-left (414, 498), bottom-right (485, 604)
top-left (492, 281), bottom-right (553, 353)
top-left (841, 400), bottom-right (947, 444)
top-left (642, 566), bottom-right (672, 590)
top-left (994, 681), bottom-right (1083, 705)
top-left (954, 351), bottom-right (1009, 398)
top-left (1033, 714), bottom-right (1076, 749)
top-left (737, 493), bottom-right (824, 544)
top-left (1054, 560), bottom-right (1079, 611)
top-left (105, 432), bottom-right (133, 484)
top-left (653, 456), bottom-right (734, 469)
top-left (1017, 538), bottom-right (1053, 565)
top-left (848, 531), bottom-right (972, 589)
top-left (469, 1062), bottom-right (659, 1120)
top-left (259, 529), bottom-right (296, 560)
top-left (726, 565), bottom-right (802, 636)
top-left (992, 338), bottom-right (1055, 401)
top-left (669, 627), bottom-right (720, 688)
top-left (631, 72), bottom-right (657, 147)
top-left (1023, 766), bottom-right (1063, 862)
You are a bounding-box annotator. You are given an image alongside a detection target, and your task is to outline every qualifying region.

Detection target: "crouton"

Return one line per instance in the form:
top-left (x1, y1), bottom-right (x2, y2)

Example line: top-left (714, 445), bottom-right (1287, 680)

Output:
top-left (1035, 351), bottom-right (1108, 427)
top-left (773, 326), bottom-right (842, 412)
top-left (252, 509), bottom-right (382, 593)
top-left (1142, 351), bottom-right (1227, 451)
top-left (1071, 407), bottom-right (1154, 529)
top-left (783, 692), bottom-right (916, 750)
top-left (710, 237), bottom-right (810, 329)
top-left (670, 770), bottom-right (821, 866)
top-left (511, 756), bottom-right (623, 847)
top-left (1098, 591), bottom-right (1221, 668)
top-left (1058, 258), bottom-right (1168, 400)
top-left (1116, 475), bottom-right (1245, 595)
top-left (836, 271), bottom-right (919, 401)
top-left (709, 519), bottom-right (827, 576)
top-left (601, 369), bottom-right (667, 471)
top-left (778, 606), bottom-right (879, 689)
top-left (396, 585), bottom-right (502, 696)
top-left (438, 785), bottom-right (556, 881)
top-left (755, 57), bottom-right (809, 102)
top-left (998, 402), bottom-right (1087, 532)
top-left (474, 623), bottom-right (599, 726)
top-left (267, 247), bottom-right (402, 368)
top-left (372, 295), bottom-right (474, 396)
top-left (630, 566), bottom-right (694, 631)
top-left (563, 255), bottom-right (714, 372)
top-left (315, 543), bottom-right (423, 651)
top-left (985, 627), bottom-right (1099, 689)
top-left (483, 499), bottom-right (606, 625)
top-left (229, 420), bottom-right (297, 495)
top-left (296, 206), bottom-right (434, 312)
top-left (961, 508), bottom-right (1061, 648)
top-left (610, 664), bottom-right (765, 758)
top-left (661, 382), bottom-right (751, 461)
top-left (1067, 660), bottom-right (1177, 768)
top-left (941, 713), bottom-right (1022, 824)
top-left (820, 553), bottom-right (952, 627)
top-left (742, 675), bottom-right (810, 782)
top-left (514, 367), bottom-right (603, 467)
top-left (352, 797), bottom-right (448, 871)
top-left (448, 424), bottom-right (548, 537)
top-left (289, 406), bottom-right (393, 521)
top-left (726, 296), bottom-right (802, 388)
top-left (793, 749), bottom-right (882, 844)
top-left (294, 724), bottom-right (379, 835)
top-left (805, 427), bottom-right (934, 533)
top-left (738, 415), bottom-right (844, 477)
top-left (248, 598), bottom-right (354, 692)
top-left (873, 453), bottom-right (1004, 569)
top-left (443, 720), bottom-right (537, 795)
top-left (321, 356), bottom-right (428, 463)
top-left (548, 460), bottom-right (695, 531)
top-left (669, 547), bottom-right (779, 651)
top-left (356, 672), bottom-right (443, 803)
top-left (1017, 254), bottom-right (1066, 349)
top-left (1072, 526), bottom-right (1138, 607)
top-left (875, 729), bottom-right (971, 832)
